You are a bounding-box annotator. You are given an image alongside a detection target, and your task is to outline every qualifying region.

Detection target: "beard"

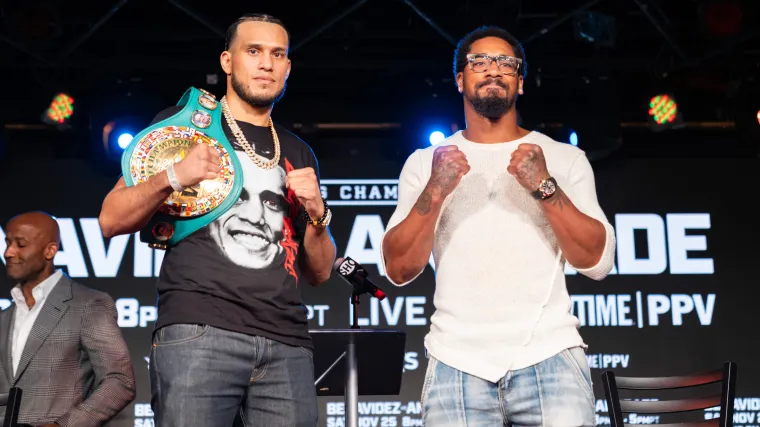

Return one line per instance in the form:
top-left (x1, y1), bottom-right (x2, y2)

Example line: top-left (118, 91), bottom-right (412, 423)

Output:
top-left (467, 78), bottom-right (517, 120)
top-left (231, 73), bottom-right (287, 108)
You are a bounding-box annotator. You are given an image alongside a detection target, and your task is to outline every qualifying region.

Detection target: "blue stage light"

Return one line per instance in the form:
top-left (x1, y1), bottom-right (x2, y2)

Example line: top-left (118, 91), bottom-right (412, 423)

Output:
top-left (429, 131), bottom-right (445, 145)
top-left (117, 133), bottom-right (133, 149)
top-left (569, 131), bottom-right (578, 146)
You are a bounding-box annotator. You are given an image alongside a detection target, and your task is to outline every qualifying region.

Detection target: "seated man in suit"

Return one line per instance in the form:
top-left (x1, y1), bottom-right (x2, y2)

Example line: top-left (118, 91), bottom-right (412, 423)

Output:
top-left (1, 212), bottom-right (136, 427)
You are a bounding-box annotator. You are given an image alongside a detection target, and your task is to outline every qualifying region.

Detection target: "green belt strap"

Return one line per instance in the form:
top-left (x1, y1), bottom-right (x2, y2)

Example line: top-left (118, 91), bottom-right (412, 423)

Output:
top-left (120, 87), bottom-right (244, 249)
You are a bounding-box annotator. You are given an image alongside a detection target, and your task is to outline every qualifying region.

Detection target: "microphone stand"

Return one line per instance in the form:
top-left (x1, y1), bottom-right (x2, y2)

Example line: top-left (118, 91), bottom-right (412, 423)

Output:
top-left (346, 290), bottom-right (362, 427)
top-left (351, 291), bottom-right (362, 330)
top-left (325, 259), bottom-right (387, 427)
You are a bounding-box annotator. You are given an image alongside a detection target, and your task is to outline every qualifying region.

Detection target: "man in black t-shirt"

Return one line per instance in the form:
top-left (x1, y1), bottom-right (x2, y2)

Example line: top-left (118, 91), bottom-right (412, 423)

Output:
top-left (98, 13), bottom-right (336, 427)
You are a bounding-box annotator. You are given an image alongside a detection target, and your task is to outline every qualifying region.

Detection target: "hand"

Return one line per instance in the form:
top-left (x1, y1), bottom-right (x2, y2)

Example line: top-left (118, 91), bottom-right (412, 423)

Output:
top-left (172, 143), bottom-right (221, 188)
top-left (507, 143), bottom-right (550, 191)
top-left (286, 167), bottom-right (324, 219)
top-left (426, 145), bottom-right (470, 200)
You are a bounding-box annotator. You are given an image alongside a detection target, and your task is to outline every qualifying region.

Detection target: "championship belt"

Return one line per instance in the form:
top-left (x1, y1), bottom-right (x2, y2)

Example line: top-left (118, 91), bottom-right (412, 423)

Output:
top-left (120, 87), bottom-right (244, 249)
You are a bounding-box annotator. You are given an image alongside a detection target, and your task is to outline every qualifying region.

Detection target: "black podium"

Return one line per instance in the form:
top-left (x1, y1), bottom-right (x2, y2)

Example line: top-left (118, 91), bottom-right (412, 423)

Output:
top-left (311, 328), bottom-right (406, 427)
top-left (311, 328), bottom-right (406, 395)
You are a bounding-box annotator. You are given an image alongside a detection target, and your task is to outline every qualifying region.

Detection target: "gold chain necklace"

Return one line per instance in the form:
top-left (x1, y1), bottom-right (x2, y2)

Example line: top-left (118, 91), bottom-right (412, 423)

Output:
top-left (220, 96), bottom-right (281, 170)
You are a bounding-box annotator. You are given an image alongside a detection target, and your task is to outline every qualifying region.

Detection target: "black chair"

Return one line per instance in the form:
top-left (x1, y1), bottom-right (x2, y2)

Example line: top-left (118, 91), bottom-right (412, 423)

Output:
top-left (0, 387), bottom-right (22, 427)
top-left (602, 362), bottom-right (737, 427)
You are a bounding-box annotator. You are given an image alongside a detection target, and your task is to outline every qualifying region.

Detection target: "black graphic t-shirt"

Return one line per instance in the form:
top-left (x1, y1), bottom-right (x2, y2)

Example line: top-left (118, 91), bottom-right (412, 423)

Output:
top-left (148, 106), bottom-right (318, 349)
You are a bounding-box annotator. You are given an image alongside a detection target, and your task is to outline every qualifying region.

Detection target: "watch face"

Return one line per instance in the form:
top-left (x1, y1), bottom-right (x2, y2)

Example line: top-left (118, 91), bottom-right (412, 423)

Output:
top-left (541, 179), bottom-right (556, 196)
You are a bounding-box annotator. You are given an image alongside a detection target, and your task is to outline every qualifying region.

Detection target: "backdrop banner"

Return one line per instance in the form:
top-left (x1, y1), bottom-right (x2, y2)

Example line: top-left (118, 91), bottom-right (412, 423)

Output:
top-left (1, 154), bottom-right (757, 427)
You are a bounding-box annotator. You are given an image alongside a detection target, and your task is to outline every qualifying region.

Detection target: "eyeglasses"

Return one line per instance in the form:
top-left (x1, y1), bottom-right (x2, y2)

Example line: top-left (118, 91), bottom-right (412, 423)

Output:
top-left (466, 54), bottom-right (522, 76)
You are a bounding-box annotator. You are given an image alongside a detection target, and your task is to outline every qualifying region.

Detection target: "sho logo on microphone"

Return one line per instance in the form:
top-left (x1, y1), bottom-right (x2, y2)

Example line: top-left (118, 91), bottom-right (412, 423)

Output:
top-left (334, 256), bottom-right (388, 300)
top-left (338, 258), bottom-right (357, 276)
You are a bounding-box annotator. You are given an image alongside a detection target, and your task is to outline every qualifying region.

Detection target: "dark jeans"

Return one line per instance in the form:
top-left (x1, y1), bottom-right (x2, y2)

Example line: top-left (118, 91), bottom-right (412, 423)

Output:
top-left (149, 324), bottom-right (318, 427)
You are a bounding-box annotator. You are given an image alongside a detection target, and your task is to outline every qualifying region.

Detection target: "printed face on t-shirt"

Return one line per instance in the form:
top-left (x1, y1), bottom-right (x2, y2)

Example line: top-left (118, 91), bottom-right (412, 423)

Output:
top-left (209, 152), bottom-right (288, 269)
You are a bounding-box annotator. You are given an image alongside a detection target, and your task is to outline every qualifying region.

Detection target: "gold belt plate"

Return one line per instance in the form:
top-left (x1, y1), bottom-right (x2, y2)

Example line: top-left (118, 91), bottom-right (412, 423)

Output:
top-left (129, 125), bottom-right (235, 217)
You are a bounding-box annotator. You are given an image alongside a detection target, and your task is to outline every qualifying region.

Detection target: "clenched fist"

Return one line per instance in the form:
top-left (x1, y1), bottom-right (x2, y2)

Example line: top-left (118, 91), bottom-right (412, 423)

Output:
top-left (427, 145), bottom-right (470, 199)
top-left (507, 143), bottom-right (550, 191)
top-left (286, 167), bottom-right (324, 219)
top-left (173, 143), bottom-right (221, 188)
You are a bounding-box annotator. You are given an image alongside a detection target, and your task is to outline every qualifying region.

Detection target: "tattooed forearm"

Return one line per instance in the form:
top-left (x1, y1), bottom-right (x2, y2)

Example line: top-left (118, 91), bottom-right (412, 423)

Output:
top-left (431, 167), bottom-right (459, 194)
top-left (414, 165), bottom-right (458, 216)
top-left (415, 190), bottom-right (433, 215)
top-left (543, 187), bottom-right (571, 211)
top-left (414, 147), bottom-right (468, 217)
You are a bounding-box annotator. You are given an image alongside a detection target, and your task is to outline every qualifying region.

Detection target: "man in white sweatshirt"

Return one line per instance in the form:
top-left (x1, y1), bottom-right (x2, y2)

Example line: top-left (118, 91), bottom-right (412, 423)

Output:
top-left (381, 25), bottom-right (616, 426)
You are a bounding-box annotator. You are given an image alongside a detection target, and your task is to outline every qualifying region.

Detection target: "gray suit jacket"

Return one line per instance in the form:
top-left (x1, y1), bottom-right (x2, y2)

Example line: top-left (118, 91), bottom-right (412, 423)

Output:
top-left (0, 274), bottom-right (136, 426)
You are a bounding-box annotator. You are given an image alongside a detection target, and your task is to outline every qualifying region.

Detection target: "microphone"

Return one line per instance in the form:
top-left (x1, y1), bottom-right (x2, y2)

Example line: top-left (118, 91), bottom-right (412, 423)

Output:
top-left (333, 256), bottom-right (387, 300)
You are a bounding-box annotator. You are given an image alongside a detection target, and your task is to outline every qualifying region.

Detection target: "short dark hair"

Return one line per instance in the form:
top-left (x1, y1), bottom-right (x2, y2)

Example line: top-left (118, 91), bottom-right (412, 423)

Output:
top-left (225, 13), bottom-right (290, 51)
top-left (453, 26), bottom-right (527, 80)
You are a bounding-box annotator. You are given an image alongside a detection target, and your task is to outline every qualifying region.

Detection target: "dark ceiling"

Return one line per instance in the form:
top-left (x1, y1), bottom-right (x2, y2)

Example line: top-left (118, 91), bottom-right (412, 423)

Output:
top-left (1, 0), bottom-right (759, 160)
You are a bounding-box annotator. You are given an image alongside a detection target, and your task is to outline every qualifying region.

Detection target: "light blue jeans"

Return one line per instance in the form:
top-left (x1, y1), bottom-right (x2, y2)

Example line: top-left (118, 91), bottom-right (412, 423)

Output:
top-left (422, 347), bottom-right (596, 426)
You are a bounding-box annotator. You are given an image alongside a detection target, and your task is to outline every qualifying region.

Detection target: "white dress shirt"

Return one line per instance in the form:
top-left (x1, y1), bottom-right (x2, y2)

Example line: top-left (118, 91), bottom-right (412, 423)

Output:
top-left (10, 269), bottom-right (63, 376)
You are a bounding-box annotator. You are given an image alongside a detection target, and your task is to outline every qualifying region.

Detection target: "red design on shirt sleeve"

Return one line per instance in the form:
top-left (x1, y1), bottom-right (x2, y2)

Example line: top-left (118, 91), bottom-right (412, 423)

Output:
top-left (281, 158), bottom-right (300, 284)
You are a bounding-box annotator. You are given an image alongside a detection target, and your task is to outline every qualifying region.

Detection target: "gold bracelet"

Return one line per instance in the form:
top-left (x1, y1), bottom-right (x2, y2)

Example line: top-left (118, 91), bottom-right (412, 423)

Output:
top-left (304, 199), bottom-right (330, 227)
